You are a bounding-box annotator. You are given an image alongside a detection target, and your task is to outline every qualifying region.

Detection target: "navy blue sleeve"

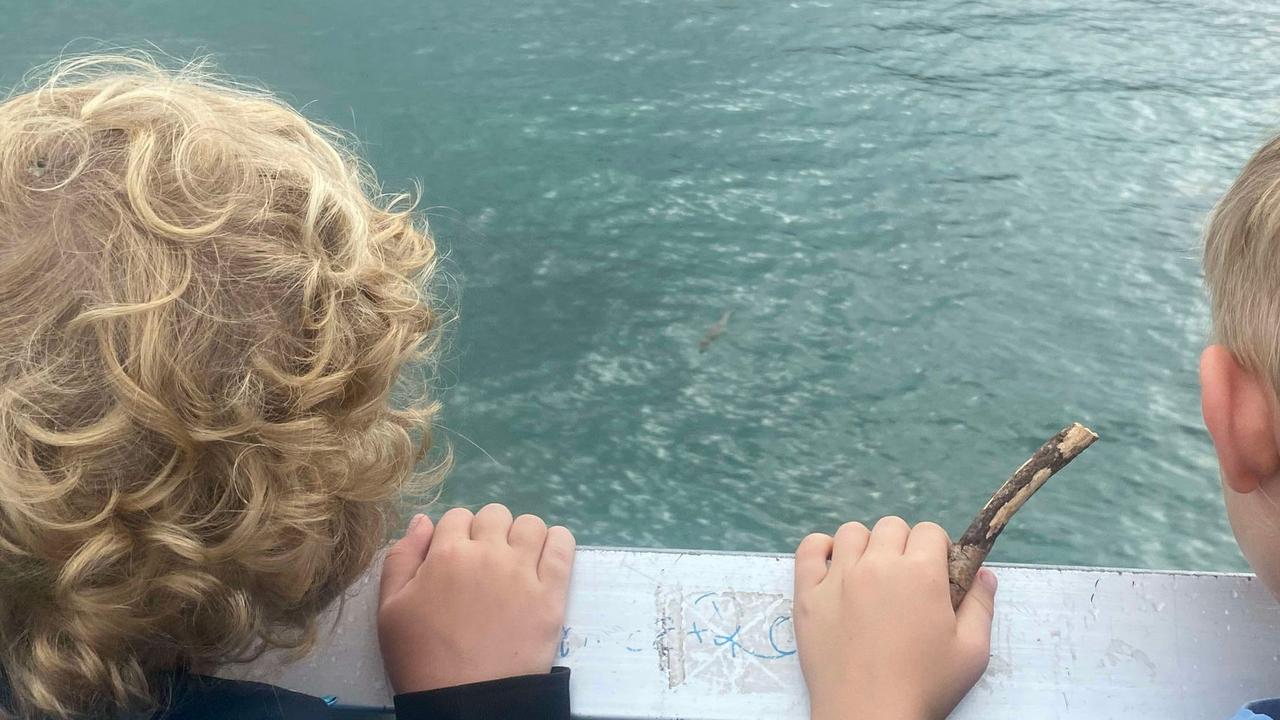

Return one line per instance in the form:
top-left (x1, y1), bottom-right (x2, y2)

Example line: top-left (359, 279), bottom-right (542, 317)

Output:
top-left (392, 667), bottom-right (570, 720)
top-left (1237, 698), bottom-right (1280, 719)
top-left (160, 674), bottom-right (331, 719)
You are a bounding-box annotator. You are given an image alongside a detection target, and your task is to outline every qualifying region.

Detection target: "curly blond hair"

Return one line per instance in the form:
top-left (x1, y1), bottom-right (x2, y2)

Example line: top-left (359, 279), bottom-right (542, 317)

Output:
top-left (0, 54), bottom-right (441, 719)
top-left (1205, 133), bottom-right (1280, 387)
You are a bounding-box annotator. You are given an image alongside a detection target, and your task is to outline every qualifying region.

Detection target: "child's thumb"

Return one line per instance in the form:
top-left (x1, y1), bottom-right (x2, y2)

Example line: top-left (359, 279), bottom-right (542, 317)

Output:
top-left (956, 568), bottom-right (998, 650)
top-left (379, 514), bottom-right (435, 599)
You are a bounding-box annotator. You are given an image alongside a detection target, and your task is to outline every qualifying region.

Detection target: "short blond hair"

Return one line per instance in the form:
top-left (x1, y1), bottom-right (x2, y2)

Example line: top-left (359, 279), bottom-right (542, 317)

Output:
top-left (0, 54), bottom-right (441, 719)
top-left (1203, 134), bottom-right (1280, 385)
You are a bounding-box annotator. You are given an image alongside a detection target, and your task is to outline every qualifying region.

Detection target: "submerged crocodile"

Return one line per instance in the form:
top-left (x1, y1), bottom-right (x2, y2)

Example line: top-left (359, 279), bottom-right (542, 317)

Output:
top-left (698, 310), bottom-right (732, 353)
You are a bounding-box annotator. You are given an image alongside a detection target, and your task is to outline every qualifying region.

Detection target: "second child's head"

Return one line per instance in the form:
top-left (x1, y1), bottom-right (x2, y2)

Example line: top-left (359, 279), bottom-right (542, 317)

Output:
top-left (1202, 134), bottom-right (1280, 597)
top-left (0, 55), bottom-right (440, 718)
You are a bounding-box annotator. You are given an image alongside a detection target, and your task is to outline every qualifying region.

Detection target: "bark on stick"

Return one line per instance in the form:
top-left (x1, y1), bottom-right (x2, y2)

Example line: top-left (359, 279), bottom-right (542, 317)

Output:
top-left (948, 423), bottom-right (1098, 609)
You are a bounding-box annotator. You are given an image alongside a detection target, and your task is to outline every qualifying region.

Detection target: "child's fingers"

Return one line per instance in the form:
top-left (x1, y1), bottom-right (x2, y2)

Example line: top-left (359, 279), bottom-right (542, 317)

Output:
top-left (380, 514), bottom-right (434, 599)
top-left (865, 515), bottom-right (910, 556)
top-left (956, 568), bottom-right (998, 649)
top-left (509, 513), bottom-right (549, 561)
top-left (904, 521), bottom-right (950, 560)
top-left (831, 521), bottom-right (870, 567)
top-left (795, 532), bottom-right (834, 589)
top-left (471, 502), bottom-right (514, 541)
top-left (433, 507), bottom-right (475, 544)
top-left (538, 525), bottom-right (577, 587)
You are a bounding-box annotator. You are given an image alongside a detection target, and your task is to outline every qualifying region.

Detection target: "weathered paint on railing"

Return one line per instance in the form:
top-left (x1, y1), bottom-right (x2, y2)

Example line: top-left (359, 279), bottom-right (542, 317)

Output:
top-left (227, 546), bottom-right (1280, 719)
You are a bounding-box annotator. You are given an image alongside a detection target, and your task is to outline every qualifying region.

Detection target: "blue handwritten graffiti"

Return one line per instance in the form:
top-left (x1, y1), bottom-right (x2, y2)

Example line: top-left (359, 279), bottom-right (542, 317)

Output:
top-left (703, 616), bottom-right (795, 661)
top-left (712, 626), bottom-right (744, 658)
top-left (692, 592), bottom-right (724, 620)
top-left (767, 616), bottom-right (796, 658)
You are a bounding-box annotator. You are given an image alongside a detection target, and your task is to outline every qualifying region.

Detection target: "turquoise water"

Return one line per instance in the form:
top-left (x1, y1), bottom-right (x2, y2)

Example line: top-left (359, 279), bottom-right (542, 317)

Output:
top-left (4, 0), bottom-right (1279, 570)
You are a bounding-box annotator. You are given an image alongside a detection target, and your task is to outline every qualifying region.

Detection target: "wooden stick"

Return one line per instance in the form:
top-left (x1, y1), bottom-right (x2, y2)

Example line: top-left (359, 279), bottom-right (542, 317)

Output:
top-left (948, 422), bottom-right (1098, 609)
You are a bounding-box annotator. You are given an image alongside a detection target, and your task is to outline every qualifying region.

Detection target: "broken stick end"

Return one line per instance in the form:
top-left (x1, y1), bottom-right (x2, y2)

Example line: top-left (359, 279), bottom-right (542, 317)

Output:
top-left (1060, 422), bottom-right (1099, 456)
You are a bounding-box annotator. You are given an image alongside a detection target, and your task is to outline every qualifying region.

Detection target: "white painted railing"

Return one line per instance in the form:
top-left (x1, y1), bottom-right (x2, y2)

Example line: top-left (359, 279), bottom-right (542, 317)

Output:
top-left (228, 547), bottom-right (1280, 719)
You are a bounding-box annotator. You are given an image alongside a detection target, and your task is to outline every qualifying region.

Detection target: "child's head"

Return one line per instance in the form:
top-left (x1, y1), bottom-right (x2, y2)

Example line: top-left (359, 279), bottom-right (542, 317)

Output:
top-left (0, 55), bottom-right (439, 718)
top-left (1202, 134), bottom-right (1280, 597)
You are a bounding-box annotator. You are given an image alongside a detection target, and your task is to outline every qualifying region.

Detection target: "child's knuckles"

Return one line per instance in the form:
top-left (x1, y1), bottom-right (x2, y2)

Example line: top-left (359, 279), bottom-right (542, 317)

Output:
top-left (478, 539), bottom-right (512, 563)
top-left (798, 531), bottom-right (834, 553)
top-left (912, 521), bottom-right (949, 543)
top-left (544, 540), bottom-right (575, 567)
top-left (873, 515), bottom-right (909, 533)
top-left (904, 553), bottom-right (942, 576)
top-left (427, 539), bottom-right (473, 566)
top-left (515, 513), bottom-right (548, 532)
top-left (850, 556), bottom-right (894, 585)
top-left (548, 525), bottom-right (577, 551)
top-left (835, 522), bottom-right (867, 537)
top-left (385, 540), bottom-right (414, 562)
top-left (478, 502), bottom-right (513, 517)
top-left (440, 506), bottom-right (475, 524)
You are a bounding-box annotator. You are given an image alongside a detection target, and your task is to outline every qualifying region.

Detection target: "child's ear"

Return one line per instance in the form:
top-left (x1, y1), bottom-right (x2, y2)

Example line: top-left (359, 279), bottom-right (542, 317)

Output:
top-left (1201, 344), bottom-right (1280, 493)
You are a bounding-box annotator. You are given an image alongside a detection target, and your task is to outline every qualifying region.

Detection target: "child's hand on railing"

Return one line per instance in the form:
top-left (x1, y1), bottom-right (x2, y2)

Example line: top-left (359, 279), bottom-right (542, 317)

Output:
top-left (377, 503), bottom-right (576, 693)
top-left (793, 517), bottom-right (997, 720)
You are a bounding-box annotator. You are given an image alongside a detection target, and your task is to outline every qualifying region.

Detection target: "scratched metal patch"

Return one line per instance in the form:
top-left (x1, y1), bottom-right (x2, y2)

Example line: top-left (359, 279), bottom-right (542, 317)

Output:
top-left (657, 587), bottom-right (797, 693)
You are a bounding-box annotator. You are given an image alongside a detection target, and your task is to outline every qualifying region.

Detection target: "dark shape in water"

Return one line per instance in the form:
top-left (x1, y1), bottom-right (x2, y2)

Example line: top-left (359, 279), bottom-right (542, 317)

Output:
top-left (698, 310), bottom-right (732, 353)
